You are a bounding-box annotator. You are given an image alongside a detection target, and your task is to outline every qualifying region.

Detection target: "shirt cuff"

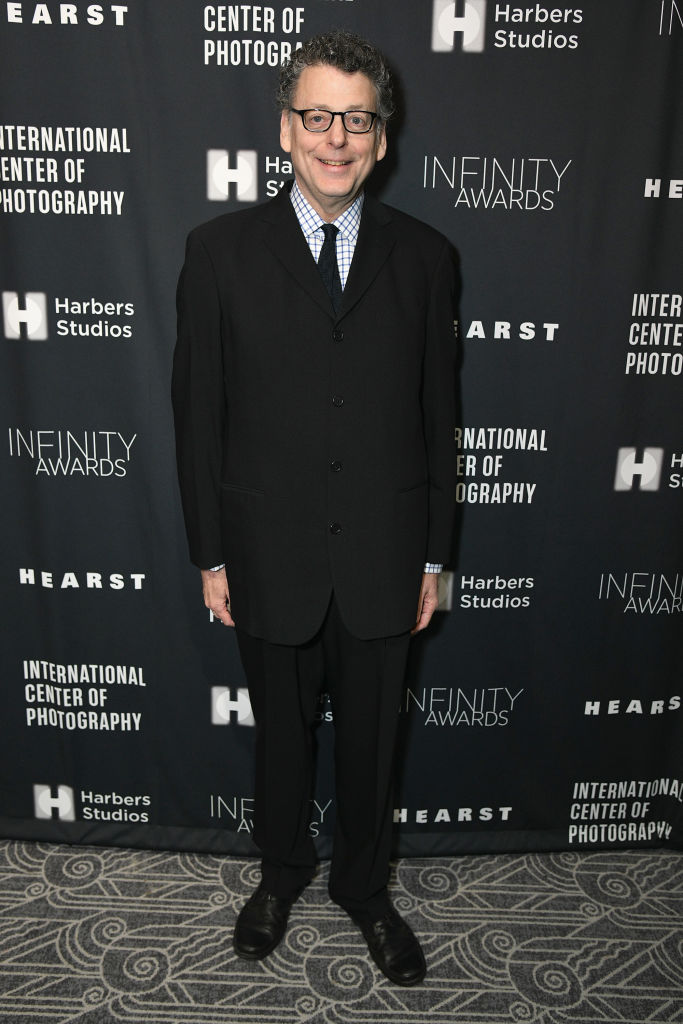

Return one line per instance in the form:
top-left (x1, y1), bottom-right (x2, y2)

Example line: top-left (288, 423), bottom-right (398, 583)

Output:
top-left (208, 564), bottom-right (225, 572)
top-left (424, 563), bottom-right (443, 574)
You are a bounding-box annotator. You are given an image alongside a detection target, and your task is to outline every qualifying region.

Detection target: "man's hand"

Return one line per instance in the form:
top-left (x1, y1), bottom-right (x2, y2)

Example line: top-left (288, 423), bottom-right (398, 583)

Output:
top-left (412, 572), bottom-right (440, 635)
top-left (201, 567), bottom-right (235, 627)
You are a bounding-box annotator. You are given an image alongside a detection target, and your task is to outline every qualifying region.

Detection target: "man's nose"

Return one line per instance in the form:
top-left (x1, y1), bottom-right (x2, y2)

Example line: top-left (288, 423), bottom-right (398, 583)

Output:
top-left (327, 114), bottom-right (348, 146)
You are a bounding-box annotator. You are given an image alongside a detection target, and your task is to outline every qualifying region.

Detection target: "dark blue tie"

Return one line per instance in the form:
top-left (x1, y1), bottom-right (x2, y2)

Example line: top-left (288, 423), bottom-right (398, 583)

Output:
top-left (318, 223), bottom-right (342, 314)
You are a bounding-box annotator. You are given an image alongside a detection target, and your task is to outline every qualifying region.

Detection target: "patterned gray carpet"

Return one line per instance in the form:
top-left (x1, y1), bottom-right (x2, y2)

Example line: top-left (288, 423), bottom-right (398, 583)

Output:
top-left (0, 841), bottom-right (681, 1023)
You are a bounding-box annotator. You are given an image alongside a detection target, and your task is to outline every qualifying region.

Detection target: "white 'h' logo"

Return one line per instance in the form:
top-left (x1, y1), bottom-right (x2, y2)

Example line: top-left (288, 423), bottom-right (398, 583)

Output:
top-left (207, 150), bottom-right (258, 201)
top-left (614, 447), bottom-right (664, 491)
top-left (2, 291), bottom-right (48, 340)
top-left (432, 0), bottom-right (486, 52)
top-left (211, 687), bottom-right (255, 725)
top-left (34, 784), bottom-right (76, 820)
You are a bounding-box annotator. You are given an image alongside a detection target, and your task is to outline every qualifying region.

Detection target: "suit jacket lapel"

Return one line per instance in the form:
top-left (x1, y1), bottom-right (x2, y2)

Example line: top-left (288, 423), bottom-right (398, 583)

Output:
top-left (259, 186), bottom-right (332, 316)
top-left (339, 195), bottom-right (395, 320)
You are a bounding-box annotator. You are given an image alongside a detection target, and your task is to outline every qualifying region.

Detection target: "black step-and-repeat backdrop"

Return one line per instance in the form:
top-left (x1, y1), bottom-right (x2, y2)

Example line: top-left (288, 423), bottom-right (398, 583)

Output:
top-left (1, 2), bottom-right (681, 858)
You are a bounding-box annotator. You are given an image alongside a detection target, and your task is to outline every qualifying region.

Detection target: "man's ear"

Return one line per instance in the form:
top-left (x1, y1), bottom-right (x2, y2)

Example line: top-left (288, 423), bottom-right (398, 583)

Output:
top-left (375, 122), bottom-right (387, 163)
top-left (280, 109), bottom-right (292, 153)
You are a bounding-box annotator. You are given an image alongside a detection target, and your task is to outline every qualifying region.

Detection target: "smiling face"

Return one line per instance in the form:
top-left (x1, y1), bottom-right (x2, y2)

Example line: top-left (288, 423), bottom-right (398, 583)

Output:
top-left (280, 64), bottom-right (387, 222)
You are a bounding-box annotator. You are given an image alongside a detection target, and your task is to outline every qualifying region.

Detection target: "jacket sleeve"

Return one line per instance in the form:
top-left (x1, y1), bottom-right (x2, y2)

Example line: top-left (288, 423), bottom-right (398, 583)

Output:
top-left (422, 237), bottom-right (459, 565)
top-left (171, 230), bottom-right (226, 569)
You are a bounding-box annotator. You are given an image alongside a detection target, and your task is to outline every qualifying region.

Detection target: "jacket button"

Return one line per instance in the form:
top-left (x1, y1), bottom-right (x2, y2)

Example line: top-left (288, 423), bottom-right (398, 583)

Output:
top-left (330, 460), bottom-right (343, 472)
top-left (332, 395), bottom-right (344, 407)
top-left (333, 328), bottom-right (343, 343)
top-left (329, 522), bottom-right (342, 534)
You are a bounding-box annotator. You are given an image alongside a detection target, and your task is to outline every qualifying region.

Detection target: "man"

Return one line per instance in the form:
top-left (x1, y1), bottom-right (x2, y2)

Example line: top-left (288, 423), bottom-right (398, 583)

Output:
top-left (173, 30), bottom-right (457, 987)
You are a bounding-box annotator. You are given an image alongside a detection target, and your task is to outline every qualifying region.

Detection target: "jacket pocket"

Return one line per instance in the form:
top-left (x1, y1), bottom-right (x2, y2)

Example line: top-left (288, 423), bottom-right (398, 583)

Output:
top-left (397, 479), bottom-right (428, 495)
top-left (221, 481), bottom-right (265, 497)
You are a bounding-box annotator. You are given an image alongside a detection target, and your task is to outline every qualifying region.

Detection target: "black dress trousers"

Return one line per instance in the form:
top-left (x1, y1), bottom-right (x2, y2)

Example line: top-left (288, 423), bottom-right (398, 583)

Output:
top-left (236, 594), bottom-right (411, 915)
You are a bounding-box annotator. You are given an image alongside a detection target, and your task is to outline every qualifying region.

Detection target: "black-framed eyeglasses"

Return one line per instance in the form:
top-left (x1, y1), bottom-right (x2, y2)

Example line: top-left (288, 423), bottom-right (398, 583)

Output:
top-left (290, 108), bottom-right (378, 134)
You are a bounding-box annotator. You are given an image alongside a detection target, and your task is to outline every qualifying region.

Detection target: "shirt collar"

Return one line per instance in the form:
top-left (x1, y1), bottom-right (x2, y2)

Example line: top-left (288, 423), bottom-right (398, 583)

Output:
top-left (290, 180), bottom-right (363, 243)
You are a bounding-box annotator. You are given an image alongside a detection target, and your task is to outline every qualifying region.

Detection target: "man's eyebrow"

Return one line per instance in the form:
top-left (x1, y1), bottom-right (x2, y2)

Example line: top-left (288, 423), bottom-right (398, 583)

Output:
top-left (303, 103), bottom-right (371, 110)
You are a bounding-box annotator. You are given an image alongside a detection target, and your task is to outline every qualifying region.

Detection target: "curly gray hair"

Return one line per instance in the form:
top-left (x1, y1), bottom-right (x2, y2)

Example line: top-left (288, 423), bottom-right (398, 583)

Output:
top-left (277, 30), bottom-right (395, 124)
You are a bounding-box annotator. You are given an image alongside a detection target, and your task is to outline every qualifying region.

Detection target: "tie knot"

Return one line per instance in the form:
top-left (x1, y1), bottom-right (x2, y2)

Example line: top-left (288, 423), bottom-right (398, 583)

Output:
top-left (320, 223), bottom-right (339, 242)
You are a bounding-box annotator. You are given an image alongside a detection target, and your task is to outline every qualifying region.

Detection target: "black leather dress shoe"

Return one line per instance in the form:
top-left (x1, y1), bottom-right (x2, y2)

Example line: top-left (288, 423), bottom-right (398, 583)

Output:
top-left (350, 907), bottom-right (427, 986)
top-left (233, 886), bottom-right (296, 960)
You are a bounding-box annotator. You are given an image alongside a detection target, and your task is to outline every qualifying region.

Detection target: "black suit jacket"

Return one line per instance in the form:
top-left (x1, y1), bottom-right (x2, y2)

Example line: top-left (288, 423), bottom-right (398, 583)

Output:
top-left (172, 184), bottom-right (458, 644)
